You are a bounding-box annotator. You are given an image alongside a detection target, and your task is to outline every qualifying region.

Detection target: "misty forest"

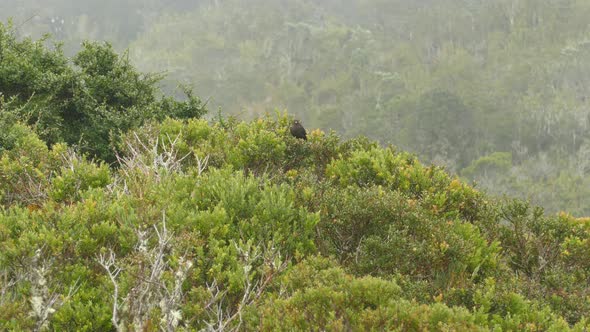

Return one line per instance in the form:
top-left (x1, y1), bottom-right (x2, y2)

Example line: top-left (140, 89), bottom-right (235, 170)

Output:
top-left (2, 0), bottom-right (590, 330)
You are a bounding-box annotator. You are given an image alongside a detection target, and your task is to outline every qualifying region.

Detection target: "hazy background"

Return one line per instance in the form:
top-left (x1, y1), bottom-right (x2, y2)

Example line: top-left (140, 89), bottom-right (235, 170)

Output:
top-left (3, 0), bottom-right (590, 215)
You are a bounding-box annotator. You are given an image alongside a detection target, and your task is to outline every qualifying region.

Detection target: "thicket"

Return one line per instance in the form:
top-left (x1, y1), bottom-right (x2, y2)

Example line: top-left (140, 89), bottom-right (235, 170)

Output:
top-left (0, 22), bottom-right (206, 163)
top-left (2, 19), bottom-right (590, 331)
top-left (2, 111), bottom-right (590, 330)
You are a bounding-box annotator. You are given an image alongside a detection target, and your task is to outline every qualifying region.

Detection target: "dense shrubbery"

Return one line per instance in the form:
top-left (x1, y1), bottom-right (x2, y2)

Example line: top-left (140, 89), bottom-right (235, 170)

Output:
top-left (2, 21), bottom-right (590, 331)
top-left (0, 22), bottom-right (206, 163)
top-left (2, 111), bottom-right (590, 330)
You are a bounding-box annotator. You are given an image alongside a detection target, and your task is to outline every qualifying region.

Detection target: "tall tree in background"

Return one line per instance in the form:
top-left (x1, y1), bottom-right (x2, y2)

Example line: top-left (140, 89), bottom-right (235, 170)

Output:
top-left (0, 22), bottom-right (206, 162)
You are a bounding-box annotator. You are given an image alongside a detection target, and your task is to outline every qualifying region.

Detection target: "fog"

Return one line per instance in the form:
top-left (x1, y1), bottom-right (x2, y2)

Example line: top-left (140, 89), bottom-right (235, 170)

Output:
top-left (3, 0), bottom-right (590, 215)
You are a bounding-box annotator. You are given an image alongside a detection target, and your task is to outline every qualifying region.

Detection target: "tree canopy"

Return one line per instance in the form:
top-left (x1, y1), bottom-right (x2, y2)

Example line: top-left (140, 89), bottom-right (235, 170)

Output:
top-left (0, 22), bottom-right (206, 163)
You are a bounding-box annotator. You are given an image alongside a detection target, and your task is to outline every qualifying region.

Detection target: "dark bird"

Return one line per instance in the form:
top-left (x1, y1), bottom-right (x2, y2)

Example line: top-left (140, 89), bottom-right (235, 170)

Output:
top-left (290, 120), bottom-right (307, 140)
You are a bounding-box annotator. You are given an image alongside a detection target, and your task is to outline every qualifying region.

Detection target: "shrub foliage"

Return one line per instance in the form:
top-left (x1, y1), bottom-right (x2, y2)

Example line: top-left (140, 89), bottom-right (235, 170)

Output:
top-left (1, 23), bottom-right (590, 331)
top-left (0, 22), bottom-right (206, 163)
top-left (1, 112), bottom-right (590, 330)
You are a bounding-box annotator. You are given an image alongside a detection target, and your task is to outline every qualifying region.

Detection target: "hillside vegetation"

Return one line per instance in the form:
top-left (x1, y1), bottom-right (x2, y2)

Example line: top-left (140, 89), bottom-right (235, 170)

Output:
top-left (4, 0), bottom-right (590, 214)
top-left (126, 0), bottom-right (590, 216)
top-left (2, 22), bottom-right (590, 331)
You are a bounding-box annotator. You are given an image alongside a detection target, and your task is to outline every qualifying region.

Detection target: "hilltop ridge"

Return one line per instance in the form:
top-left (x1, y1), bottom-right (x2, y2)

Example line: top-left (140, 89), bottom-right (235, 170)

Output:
top-left (2, 114), bottom-right (590, 330)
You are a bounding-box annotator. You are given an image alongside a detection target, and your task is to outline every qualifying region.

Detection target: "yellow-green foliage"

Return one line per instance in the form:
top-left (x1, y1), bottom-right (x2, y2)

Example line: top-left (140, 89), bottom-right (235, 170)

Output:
top-left (1, 115), bottom-right (589, 330)
top-left (252, 257), bottom-right (570, 331)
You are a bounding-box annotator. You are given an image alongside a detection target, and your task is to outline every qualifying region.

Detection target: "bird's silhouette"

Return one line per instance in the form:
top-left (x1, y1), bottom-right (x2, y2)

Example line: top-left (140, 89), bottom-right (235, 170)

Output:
top-left (290, 120), bottom-right (307, 140)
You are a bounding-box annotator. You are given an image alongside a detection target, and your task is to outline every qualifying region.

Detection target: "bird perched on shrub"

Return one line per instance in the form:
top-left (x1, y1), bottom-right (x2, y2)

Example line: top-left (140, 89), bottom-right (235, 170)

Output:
top-left (290, 120), bottom-right (307, 140)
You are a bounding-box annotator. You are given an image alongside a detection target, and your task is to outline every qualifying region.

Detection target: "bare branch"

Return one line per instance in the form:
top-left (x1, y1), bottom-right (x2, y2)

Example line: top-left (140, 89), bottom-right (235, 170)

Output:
top-left (116, 131), bottom-right (190, 182)
top-left (98, 212), bottom-right (192, 331)
top-left (97, 250), bottom-right (123, 332)
top-left (195, 154), bottom-right (210, 176)
top-left (201, 241), bottom-right (289, 332)
top-left (26, 249), bottom-right (79, 332)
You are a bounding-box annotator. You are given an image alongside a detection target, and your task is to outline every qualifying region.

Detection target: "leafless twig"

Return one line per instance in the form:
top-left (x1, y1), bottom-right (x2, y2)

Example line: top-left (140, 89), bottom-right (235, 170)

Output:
top-left (97, 211), bottom-right (192, 331)
top-left (97, 250), bottom-right (123, 332)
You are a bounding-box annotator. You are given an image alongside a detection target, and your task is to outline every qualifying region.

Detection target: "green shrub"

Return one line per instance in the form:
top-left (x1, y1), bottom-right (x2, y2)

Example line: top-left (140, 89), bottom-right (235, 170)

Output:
top-left (251, 257), bottom-right (487, 331)
top-left (316, 186), bottom-right (499, 288)
top-left (1, 115), bottom-right (590, 330)
top-left (0, 22), bottom-right (207, 162)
